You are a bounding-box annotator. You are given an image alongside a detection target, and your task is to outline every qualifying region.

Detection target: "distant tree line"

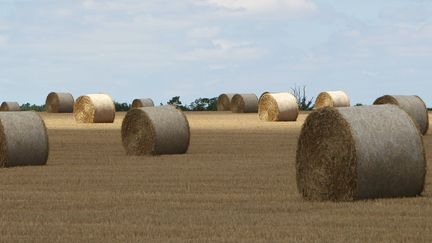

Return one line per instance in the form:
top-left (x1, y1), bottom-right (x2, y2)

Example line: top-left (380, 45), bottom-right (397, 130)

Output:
top-left (165, 96), bottom-right (217, 111)
top-left (20, 103), bottom-right (45, 111)
top-left (17, 86), bottom-right (400, 112)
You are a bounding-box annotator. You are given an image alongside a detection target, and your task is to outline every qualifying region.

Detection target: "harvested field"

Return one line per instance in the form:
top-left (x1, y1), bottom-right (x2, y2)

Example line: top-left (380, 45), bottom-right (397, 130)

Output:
top-left (0, 111), bottom-right (432, 242)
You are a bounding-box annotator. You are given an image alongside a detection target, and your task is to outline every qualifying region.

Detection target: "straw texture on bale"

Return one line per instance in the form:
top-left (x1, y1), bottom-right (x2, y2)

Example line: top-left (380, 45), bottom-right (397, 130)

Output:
top-left (217, 93), bottom-right (235, 111)
top-left (0, 102), bottom-right (20, 111)
top-left (132, 98), bottom-right (155, 109)
top-left (374, 95), bottom-right (429, 135)
top-left (231, 94), bottom-right (259, 113)
top-left (45, 92), bottom-right (74, 113)
top-left (0, 112), bottom-right (49, 167)
top-left (259, 92), bottom-right (299, 121)
top-left (121, 106), bottom-right (190, 155)
top-left (74, 94), bottom-right (115, 123)
top-left (314, 91), bottom-right (350, 109)
top-left (296, 105), bottom-right (425, 201)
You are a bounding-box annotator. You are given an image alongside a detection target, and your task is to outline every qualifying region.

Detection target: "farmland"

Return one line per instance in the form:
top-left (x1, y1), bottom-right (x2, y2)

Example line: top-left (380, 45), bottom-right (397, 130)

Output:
top-left (0, 112), bottom-right (432, 242)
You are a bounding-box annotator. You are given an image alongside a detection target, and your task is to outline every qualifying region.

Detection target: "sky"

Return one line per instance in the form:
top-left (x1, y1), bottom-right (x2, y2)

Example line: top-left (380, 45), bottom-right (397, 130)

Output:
top-left (0, 0), bottom-right (431, 106)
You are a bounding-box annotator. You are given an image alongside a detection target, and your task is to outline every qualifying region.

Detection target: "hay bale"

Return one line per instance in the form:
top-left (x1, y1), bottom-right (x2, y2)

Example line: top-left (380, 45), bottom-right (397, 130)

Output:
top-left (314, 91), bottom-right (350, 109)
top-left (0, 102), bottom-right (20, 111)
top-left (74, 94), bottom-right (115, 123)
top-left (258, 91), bottom-right (270, 101)
top-left (45, 92), bottom-right (74, 113)
top-left (121, 106), bottom-right (190, 155)
top-left (217, 93), bottom-right (235, 111)
top-left (374, 95), bottom-right (429, 135)
top-left (231, 94), bottom-right (258, 113)
top-left (259, 92), bottom-right (299, 121)
top-left (131, 98), bottom-right (154, 109)
top-left (296, 105), bottom-right (425, 201)
top-left (0, 112), bottom-right (49, 167)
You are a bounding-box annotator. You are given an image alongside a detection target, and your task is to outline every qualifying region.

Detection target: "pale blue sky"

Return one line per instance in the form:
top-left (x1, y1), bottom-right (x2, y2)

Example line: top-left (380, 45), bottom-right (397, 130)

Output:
top-left (0, 0), bottom-right (431, 106)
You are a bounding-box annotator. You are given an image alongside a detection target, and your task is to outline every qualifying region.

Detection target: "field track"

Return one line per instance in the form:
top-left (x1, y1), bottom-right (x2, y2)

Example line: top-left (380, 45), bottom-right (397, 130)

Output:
top-left (1, 112), bottom-right (432, 242)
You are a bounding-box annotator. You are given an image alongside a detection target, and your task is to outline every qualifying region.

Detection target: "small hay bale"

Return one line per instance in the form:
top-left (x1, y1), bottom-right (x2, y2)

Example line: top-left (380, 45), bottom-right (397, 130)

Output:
top-left (121, 106), bottom-right (190, 155)
top-left (131, 98), bottom-right (155, 109)
top-left (45, 92), bottom-right (74, 113)
top-left (0, 102), bottom-right (20, 111)
top-left (296, 105), bottom-right (425, 201)
top-left (0, 112), bottom-right (49, 167)
top-left (231, 94), bottom-right (258, 113)
top-left (73, 94), bottom-right (115, 123)
top-left (217, 93), bottom-right (235, 111)
top-left (259, 92), bottom-right (299, 121)
top-left (374, 95), bottom-right (429, 135)
top-left (314, 91), bottom-right (350, 109)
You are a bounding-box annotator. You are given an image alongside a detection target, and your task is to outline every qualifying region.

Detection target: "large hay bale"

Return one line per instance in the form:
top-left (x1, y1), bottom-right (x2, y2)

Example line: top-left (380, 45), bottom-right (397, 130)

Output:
top-left (131, 98), bottom-right (154, 109)
top-left (73, 94), bottom-right (115, 123)
top-left (231, 94), bottom-right (258, 113)
top-left (45, 92), bottom-right (74, 113)
top-left (259, 92), bottom-right (299, 121)
top-left (0, 102), bottom-right (20, 111)
top-left (121, 106), bottom-right (190, 155)
top-left (296, 105), bottom-right (425, 201)
top-left (0, 112), bottom-right (49, 167)
top-left (314, 91), bottom-right (350, 109)
top-left (374, 95), bottom-right (429, 135)
top-left (217, 93), bottom-right (235, 111)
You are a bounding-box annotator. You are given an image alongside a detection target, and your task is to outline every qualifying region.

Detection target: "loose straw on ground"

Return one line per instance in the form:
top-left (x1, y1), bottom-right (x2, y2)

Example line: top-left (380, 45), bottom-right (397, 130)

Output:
top-left (0, 102), bottom-right (20, 111)
top-left (132, 98), bottom-right (154, 109)
top-left (45, 92), bottom-right (74, 113)
top-left (121, 106), bottom-right (190, 155)
top-left (231, 94), bottom-right (259, 113)
top-left (217, 93), bottom-right (235, 111)
top-left (314, 91), bottom-right (350, 109)
top-left (0, 112), bottom-right (49, 167)
top-left (74, 94), bottom-right (115, 123)
top-left (259, 92), bottom-right (299, 121)
top-left (374, 95), bottom-right (429, 135)
top-left (296, 105), bottom-right (425, 201)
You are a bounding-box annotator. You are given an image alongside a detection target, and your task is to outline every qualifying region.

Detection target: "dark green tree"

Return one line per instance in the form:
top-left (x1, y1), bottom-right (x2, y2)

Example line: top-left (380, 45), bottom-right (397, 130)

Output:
top-left (189, 97), bottom-right (217, 111)
top-left (114, 101), bottom-right (131, 111)
top-left (20, 103), bottom-right (45, 111)
top-left (291, 85), bottom-right (314, 111)
top-left (167, 96), bottom-right (189, 111)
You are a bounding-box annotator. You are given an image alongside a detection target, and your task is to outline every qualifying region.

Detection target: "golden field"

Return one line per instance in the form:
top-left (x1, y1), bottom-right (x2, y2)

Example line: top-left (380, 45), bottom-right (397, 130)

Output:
top-left (0, 112), bottom-right (432, 242)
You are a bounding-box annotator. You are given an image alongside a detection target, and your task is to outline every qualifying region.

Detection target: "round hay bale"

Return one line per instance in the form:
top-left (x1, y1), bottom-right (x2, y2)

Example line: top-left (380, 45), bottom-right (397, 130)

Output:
top-left (296, 105), bottom-right (425, 201)
top-left (0, 112), bottom-right (49, 167)
top-left (131, 98), bottom-right (155, 109)
top-left (73, 94), bottom-right (115, 123)
top-left (374, 95), bottom-right (429, 135)
top-left (217, 93), bottom-right (235, 111)
top-left (121, 105), bottom-right (190, 155)
top-left (231, 94), bottom-right (259, 113)
top-left (45, 92), bottom-right (74, 113)
top-left (0, 102), bottom-right (20, 111)
top-left (314, 91), bottom-right (350, 109)
top-left (258, 92), bottom-right (299, 121)
top-left (258, 91), bottom-right (270, 102)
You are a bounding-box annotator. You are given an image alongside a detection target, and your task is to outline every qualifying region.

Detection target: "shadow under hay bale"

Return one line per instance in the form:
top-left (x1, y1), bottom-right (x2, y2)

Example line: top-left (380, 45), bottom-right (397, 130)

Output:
top-left (131, 98), bottom-right (155, 109)
top-left (0, 102), bottom-right (20, 111)
top-left (45, 92), bottom-right (74, 113)
top-left (121, 106), bottom-right (190, 155)
top-left (296, 105), bottom-right (425, 201)
top-left (231, 94), bottom-right (258, 113)
top-left (259, 92), bottom-right (299, 122)
top-left (74, 94), bottom-right (115, 123)
top-left (374, 95), bottom-right (429, 135)
top-left (314, 91), bottom-right (350, 109)
top-left (0, 112), bottom-right (49, 167)
top-left (217, 93), bottom-right (235, 111)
